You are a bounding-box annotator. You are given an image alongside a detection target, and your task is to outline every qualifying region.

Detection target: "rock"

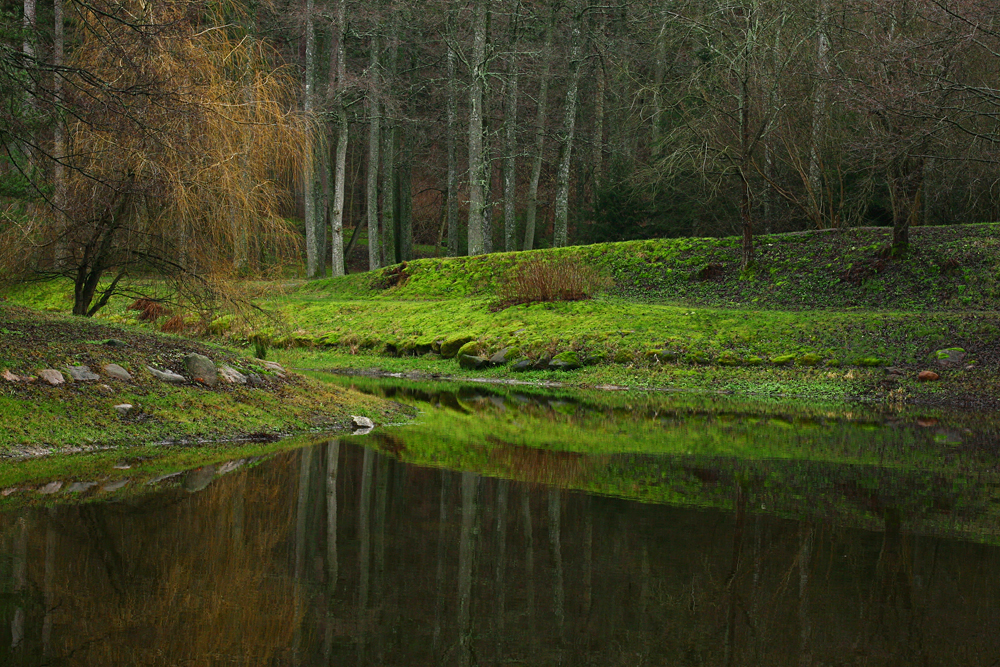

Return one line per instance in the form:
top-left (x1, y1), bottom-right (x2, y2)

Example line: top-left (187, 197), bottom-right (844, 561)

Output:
top-left (489, 347), bottom-right (515, 366)
top-left (147, 366), bottom-right (185, 383)
top-left (261, 360), bottom-right (285, 373)
top-left (247, 373), bottom-right (264, 387)
top-left (102, 479), bottom-right (130, 492)
top-left (855, 357), bottom-right (886, 367)
top-left (770, 354), bottom-right (796, 366)
top-left (458, 353), bottom-right (488, 370)
top-left (646, 349), bottom-right (679, 364)
top-left (67, 482), bottom-right (97, 493)
top-left (885, 367), bottom-right (906, 376)
top-left (549, 351), bottom-right (582, 371)
top-left (37, 369), bottom-right (65, 386)
top-left (148, 472), bottom-right (184, 485)
top-left (183, 466), bottom-right (217, 493)
top-left (532, 355), bottom-right (552, 370)
top-left (95, 384), bottom-right (114, 396)
top-left (918, 370), bottom-right (940, 382)
top-left (217, 459), bottom-right (247, 475)
top-left (351, 415), bottom-right (375, 434)
top-left (716, 352), bottom-right (741, 366)
top-left (104, 338), bottom-right (127, 348)
top-left (218, 365), bottom-right (248, 384)
top-left (65, 365), bottom-right (100, 381)
top-left (456, 340), bottom-right (481, 358)
top-left (934, 347), bottom-right (967, 368)
top-left (103, 363), bottom-right (132, 381)
top-left (2, 488), bottom-right (21, 497)
top-left (114, 403), bottom-right (134, 416)
top-left (440, 335), bottom-right (475, 359)
top-left (184, 353), bottom-right (217, 386)
top-left (2, 369), bottom-right (21, 382)
top-left (511, 359), bottom-right (533, 372)
top-left (38, 481), bottom-right (63, 494)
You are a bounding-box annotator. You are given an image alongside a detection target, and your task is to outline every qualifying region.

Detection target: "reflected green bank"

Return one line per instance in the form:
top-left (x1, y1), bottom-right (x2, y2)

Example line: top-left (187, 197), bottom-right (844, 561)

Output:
top-left (2, 379), bottom-right (1000, 665)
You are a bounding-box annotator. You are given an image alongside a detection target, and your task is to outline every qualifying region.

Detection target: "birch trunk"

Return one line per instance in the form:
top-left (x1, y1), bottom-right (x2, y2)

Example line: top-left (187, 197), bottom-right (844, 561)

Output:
top-left (446, 24), bottom-right (460, 257)
top-left (523, 7), bottom-right (555, 250)
top-left (467, 0), bottom-right (488, 255)
top-left (553, 17), bottom-right (585, 248)
top-left (304, 0), bottom-right (321, 278)
top-left (329, 0), bottom-right (348, 276)
top-left (502, 3), bottom-right (521, 252)
top-left (808, 0), bottom-right (830, 228)
top-left (367, 35), bottom-right (382, 271)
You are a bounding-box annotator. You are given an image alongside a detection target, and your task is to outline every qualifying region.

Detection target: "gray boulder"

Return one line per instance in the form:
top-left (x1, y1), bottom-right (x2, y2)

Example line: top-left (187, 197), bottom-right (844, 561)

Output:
top-left (218, 365), bottom-right (248, 384)
top-left (458, 353), bottom-right (488, 370)
top-left (114, 404), bottom-right (134, 416)
top-left (935, 347), bottom-right (967, 368)
top-left (37, 369), bottom-right (65, 386)
top-left (511, 359), bottom-right (533, 372)
top-left (184, 353), bottom-right (217, 386)
top-left (66, 365), bottom-right (100, 381)
top-left (183, 466), bottom-right (217, 493)
top-left (146, 366), bottom-right (185, 383)
top-left (489, 347), bottom-right (515, 366)
top-left (103, 363), bottom-right (132, 381)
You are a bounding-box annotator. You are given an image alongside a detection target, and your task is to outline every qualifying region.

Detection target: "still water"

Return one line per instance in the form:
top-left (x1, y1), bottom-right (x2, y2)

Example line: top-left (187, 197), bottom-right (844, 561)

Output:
top-left (3, 380), bottom-right (1000, 665)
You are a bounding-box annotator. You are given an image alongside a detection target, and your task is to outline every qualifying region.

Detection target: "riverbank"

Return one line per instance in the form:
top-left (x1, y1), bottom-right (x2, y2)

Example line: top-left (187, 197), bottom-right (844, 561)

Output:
top-left (0, 305), bottom-right (405, 454)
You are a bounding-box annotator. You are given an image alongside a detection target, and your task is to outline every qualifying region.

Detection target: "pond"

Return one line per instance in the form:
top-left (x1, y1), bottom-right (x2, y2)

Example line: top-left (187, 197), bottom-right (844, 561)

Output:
top-left (2, 378), bottom-right (1000, 665)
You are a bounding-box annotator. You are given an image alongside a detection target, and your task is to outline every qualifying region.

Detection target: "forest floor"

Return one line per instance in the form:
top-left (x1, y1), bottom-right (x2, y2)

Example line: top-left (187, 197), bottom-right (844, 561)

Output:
top-left (0, 305), bottom-right (406, 455)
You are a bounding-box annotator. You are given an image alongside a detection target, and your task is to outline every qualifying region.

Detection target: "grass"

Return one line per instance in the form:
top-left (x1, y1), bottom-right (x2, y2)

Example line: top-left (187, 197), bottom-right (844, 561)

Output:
top-left (0, 305), bottom-right (403, 453)
top-left (5, 222), bottom-right (1000, 408)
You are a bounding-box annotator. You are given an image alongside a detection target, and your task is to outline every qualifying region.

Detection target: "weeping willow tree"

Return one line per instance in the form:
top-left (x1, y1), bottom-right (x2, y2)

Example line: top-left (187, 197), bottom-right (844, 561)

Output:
top-left (0, 0), bottom-right (307, 316)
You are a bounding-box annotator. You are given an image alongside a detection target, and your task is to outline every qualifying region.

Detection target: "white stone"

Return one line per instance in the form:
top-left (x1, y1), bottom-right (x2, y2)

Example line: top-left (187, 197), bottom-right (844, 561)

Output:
top-left (146, 366), bottom-right (185, 383)
top-left (114, 404), bottom-right (134, 416)
top-left (218, 365), bottom-right (248, 384)
top-left (37, 369), bottom-right (65, 386)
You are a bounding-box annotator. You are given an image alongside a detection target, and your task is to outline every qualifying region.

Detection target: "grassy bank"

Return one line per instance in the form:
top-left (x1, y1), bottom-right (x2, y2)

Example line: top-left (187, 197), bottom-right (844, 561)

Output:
top-left (0, 306), bottom-right (402, 454)
top-left (5, 223), bottom-right (1000, 408)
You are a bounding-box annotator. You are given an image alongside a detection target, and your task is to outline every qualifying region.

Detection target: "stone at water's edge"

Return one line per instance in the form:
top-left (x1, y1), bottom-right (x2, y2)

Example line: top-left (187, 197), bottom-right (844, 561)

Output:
top-left (219, 365), bottom-right (248, 384)
top-left (147, 366), bottom-right (185, 383)
top-left (918, 370), bottom-right (940, 382)
top-left (549, 351), bottom-right (582, 371)
top-left (458, 353), bottom-right (488, 370)
top-left (440, 335), bottom-right (475, 359)
top-left (103, 363), bottom-right (132, 381)
top-left (184, 353), bottom-right (218, 386)
top-left (37, 369), bottom-right (65, 386)
top-left (489, 347), bottom-right (515, 365)
top-left (511, 359), bottom-right (533, 372)
top-left (66, 365), bottom-right (101, 381)
top-left (351, 415), bottom-right (375, 434)
top-left (38, 481), bottom-right (62, 494)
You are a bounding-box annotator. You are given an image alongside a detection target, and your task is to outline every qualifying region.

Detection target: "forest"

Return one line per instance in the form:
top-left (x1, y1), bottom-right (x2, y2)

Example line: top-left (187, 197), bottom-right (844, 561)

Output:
top-left (1, 0), bottom-right (999, 316)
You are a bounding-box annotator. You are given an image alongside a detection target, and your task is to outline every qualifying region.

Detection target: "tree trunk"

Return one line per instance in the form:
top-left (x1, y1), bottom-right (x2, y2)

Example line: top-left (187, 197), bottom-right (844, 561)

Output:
top-left (381, 14), bottom-right (400, 265)
top-left (53, 0), bottom-right (66, 265)
top-left (503, 3), bottom-right (521, 252)
top-left (467, 0), bottom-right (488, 256)
top-left (891, 155), bottom-right (923, 255)
top-left (367, 35), bottom-right (382, 271)
top-left (457, 472), bottom-right (479, 667)
top-left (808, 0), bottom-right (830, 229)
top-left (304, 0), bottom-right (321, 279)
top-left (553, 15), bottom-right (585, 248)
top-left (399, 122), bottom-right (414, 261)
top-left (329, 0), bottom-right (348, 277)
top-left (591, 55), bottom-right (605, 187)
top-left (523, 6), bottom-right (556, 251)
top-left (446, 23), bottom-right (460, 257)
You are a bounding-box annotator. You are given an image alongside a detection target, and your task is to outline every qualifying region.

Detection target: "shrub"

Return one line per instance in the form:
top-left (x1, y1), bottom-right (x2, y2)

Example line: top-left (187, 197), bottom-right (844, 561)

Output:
top-left (491, 256), bottom-right (609, 311)
top-left (127, 298), bottom-right (170, 321)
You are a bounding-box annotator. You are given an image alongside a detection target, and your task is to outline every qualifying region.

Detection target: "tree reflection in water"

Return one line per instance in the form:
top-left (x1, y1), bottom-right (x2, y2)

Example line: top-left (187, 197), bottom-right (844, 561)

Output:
top-left (1, 438), bottom-right (999, 665)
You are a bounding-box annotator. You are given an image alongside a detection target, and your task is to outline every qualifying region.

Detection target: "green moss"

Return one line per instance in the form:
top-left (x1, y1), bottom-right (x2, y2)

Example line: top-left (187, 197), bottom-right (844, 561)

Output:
top-left (456, 340), bottom-right (482, 358)
top-left (770, 354), bottom-right (796, 366)
top-left (798, 353), bottom-right (823, 366)
top-left (856, 357), bottom-right (886, 367)
top-left (440, 334), bottom-right (475, 359)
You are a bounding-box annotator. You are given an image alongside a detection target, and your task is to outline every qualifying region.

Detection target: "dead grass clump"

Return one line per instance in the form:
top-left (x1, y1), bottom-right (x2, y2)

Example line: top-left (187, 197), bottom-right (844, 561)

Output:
top-left (160, 315), bottom-right (189, 333)
top-left (491, 256), bottom-right (609, 311)
top-left (128, 298), bottom-right (170, 321)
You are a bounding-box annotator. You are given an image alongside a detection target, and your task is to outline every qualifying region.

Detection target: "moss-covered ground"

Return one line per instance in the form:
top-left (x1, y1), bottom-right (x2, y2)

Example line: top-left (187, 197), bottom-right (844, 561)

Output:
top-left (0, 306), bottom-right (404, 455)
top-left (5, 223), bottom-right (1000, 409)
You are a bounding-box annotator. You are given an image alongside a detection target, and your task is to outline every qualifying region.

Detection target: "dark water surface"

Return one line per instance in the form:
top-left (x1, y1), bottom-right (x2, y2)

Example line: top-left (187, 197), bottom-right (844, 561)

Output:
top-left (3, 381), bottom-right (1000, 665)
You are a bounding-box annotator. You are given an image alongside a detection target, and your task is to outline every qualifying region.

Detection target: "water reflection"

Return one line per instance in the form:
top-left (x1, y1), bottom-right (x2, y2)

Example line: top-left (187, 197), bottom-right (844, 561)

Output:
top-left (1, 436), bottom-right (1000, 665)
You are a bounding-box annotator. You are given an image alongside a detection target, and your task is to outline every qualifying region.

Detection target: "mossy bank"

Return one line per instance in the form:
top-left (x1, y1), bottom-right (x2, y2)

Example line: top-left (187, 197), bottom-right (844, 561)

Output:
top-left (0, 305), bottom-right (404, 454)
